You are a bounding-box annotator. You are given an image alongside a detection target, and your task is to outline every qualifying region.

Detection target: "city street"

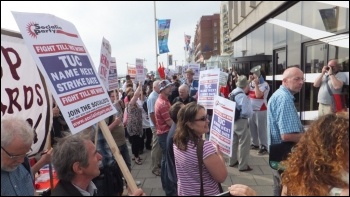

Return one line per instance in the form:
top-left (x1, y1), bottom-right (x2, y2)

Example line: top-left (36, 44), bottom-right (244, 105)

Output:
top-left (126, 145), bottom-right (273, 196)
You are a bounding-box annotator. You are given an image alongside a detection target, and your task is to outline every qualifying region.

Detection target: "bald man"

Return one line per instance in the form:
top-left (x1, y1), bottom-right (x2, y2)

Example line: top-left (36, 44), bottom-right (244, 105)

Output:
top-left (172, 84), bottom-right (196, 105)
top-left (267, 67), bottom-right (305, 196)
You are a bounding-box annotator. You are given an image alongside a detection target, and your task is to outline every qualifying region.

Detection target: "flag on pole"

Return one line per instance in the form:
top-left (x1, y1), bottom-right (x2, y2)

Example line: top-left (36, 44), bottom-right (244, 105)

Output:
top-left (158, 62), bottom-right (165, 79)
top-left (168, 54), bottom-right (173, 66)
top-left (158, 19), bottom-right (171, 54)
top-left (184, 34), bottom-right (191, 51)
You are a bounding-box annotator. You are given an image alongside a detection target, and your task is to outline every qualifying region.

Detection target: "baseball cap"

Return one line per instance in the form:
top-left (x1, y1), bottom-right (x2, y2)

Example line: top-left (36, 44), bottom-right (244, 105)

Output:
top-left (159, 80), bottom-right (173, 92)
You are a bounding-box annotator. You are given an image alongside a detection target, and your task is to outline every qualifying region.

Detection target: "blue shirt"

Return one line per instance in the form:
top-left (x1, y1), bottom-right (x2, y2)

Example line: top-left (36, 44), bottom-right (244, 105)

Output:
top-left (267, 85), bottom-right (304, 146)
top-left (231, 88), bottom-right (253, 119)
top-left (184, 80), bottom-right (199, 97)
top-left (1, 164), bottom-right (34, 196)
top-left (147, 91), bottom-right (159, 127)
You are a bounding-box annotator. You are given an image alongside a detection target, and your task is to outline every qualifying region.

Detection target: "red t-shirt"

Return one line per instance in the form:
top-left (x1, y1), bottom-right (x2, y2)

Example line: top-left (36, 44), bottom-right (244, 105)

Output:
top-left (154, 94), bottom-right (171, 135)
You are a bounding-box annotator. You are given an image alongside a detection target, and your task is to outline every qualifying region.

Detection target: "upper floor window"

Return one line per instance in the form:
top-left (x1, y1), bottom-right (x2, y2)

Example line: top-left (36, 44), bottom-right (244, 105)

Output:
top-left (222, 5), bottom-right (227, 13)
top-left (214, 22), bottom-right (217, 27)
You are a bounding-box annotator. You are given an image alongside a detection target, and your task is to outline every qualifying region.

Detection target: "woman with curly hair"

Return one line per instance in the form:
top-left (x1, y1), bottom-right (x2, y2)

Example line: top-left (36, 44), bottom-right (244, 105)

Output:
top-left (281, 112), bottom-right (349, 196)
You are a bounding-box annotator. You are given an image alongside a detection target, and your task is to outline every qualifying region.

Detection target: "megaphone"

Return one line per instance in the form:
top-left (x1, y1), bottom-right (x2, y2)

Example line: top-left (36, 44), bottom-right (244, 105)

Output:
top-left (250, 65), bottom-right (261, 77)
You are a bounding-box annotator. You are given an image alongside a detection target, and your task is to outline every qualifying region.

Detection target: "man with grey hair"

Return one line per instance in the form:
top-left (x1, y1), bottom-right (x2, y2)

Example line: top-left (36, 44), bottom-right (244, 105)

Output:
top-left (51, 127), bottom-right (144, 196)
top-left (1, 117), bottom-right (51, 196)
top-left (147, 80), bottom-right (162, 176)
top-left (172, 84), bottom-right (196, 105)
top-left (51, 128), bottom-right (102, 196)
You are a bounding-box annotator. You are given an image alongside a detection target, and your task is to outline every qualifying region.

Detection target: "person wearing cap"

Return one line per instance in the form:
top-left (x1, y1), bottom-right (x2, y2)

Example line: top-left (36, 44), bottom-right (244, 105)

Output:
top-left (228, 75), bottom-right (254, 172)
top-left (248, 66), bottom-right (270, 155)
top-left (183, 68), bottom-right (199, 98)
top-left (154, 80), bottom-right (176, 196)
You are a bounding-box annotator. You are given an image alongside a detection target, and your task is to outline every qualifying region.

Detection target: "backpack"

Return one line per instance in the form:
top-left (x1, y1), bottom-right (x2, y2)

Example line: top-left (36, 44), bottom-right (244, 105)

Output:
top-left (229, 92), bottom-right (244, 121)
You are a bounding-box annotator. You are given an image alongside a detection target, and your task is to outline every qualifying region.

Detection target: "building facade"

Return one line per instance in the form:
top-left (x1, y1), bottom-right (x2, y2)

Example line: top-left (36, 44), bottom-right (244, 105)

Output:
top-left (220, 1), bottom-right (234, 55)
top-left (194, 14), bottom-right (221, 63)
top-left (226, 1), bottom-right (349, 123)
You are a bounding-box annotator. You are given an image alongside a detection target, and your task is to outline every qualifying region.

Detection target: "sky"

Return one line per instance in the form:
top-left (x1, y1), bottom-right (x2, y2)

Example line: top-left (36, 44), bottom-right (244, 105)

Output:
top-left (1, 1), bottom-right (220, 76)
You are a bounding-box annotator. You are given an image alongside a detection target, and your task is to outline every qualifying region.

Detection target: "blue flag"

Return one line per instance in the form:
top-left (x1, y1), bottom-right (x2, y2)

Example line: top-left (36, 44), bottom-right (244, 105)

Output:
top-left (158, 19), bottom-right (171, 54)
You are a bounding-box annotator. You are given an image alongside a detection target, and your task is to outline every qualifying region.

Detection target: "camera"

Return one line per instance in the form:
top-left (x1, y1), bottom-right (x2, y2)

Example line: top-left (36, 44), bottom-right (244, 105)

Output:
top-left (325, 66), bottom-right (330, 71)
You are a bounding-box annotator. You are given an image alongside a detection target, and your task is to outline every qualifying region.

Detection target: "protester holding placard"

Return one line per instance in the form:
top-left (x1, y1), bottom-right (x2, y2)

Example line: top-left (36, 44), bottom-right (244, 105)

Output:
top-left (173, 102), bottom-right (227, 195)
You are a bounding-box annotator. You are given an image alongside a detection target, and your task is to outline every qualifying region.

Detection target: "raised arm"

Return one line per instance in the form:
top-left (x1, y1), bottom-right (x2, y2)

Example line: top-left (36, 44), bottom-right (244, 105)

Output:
top-left (129, 82), bottom-right (142, 105)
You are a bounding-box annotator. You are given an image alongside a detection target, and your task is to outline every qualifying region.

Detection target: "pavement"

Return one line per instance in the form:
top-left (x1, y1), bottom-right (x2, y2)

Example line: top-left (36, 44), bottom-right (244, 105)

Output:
top-left (126, 145), bottom-right (274, 196)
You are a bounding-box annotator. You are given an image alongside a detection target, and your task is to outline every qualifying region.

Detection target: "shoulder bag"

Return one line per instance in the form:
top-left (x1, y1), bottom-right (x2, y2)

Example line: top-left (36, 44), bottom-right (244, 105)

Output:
top-left (269, 141), bottom-right (295, 173)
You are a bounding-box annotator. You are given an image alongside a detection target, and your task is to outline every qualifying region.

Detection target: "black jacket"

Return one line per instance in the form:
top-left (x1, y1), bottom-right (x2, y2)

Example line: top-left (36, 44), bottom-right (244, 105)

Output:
top-left (51, 180), bottom-right (96, 196)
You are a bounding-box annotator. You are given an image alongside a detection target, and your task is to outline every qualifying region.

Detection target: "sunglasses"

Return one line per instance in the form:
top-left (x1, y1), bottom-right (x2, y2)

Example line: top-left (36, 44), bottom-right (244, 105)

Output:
top-left (1, 146), bottom-right (31, 160)
top-left (194, 114), bottom-right (209, 122)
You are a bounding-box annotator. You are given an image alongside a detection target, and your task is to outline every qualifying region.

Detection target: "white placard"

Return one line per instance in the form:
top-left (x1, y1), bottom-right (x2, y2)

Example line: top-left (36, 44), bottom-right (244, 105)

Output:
top-left (108, 57), bottom-right (118, 91)
top-left (12, 12), bottom-right (116, 134)
top-left (98, 37), bottom-right (111, 89)
top-left (197, 69), bottom-right (220, 109)
top-left (1, 29), bottom-right (52, 156)
top-left (135, 58), bottom-right (145, 83)
top-left (209, 95), bottom-right (236, 157)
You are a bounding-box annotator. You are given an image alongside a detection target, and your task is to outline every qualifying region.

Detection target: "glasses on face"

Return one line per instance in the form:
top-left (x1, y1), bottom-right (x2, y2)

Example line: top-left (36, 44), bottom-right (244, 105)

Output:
top-left (1, 146), bottom-right (30, 160)
top-left (291, 77), bottom-right (305, 82)
top-left (194, 115), bottom-right (209, 122)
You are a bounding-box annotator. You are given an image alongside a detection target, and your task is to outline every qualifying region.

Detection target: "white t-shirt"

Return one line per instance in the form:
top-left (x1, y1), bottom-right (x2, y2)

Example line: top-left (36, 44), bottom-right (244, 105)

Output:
top-left (137, 99), bottom-right (150, 128)
top-left (122, 81), bottom-right (137, 92)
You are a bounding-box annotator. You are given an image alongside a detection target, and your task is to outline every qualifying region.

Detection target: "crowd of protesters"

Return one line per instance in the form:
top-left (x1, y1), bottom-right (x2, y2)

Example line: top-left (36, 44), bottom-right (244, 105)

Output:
top-left (2, 64), bottom-right (348, 196)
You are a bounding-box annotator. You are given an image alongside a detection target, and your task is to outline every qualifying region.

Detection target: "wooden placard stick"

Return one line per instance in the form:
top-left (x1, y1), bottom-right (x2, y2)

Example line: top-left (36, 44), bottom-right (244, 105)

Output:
top-left (98, 120), bottom-right (138, 192)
